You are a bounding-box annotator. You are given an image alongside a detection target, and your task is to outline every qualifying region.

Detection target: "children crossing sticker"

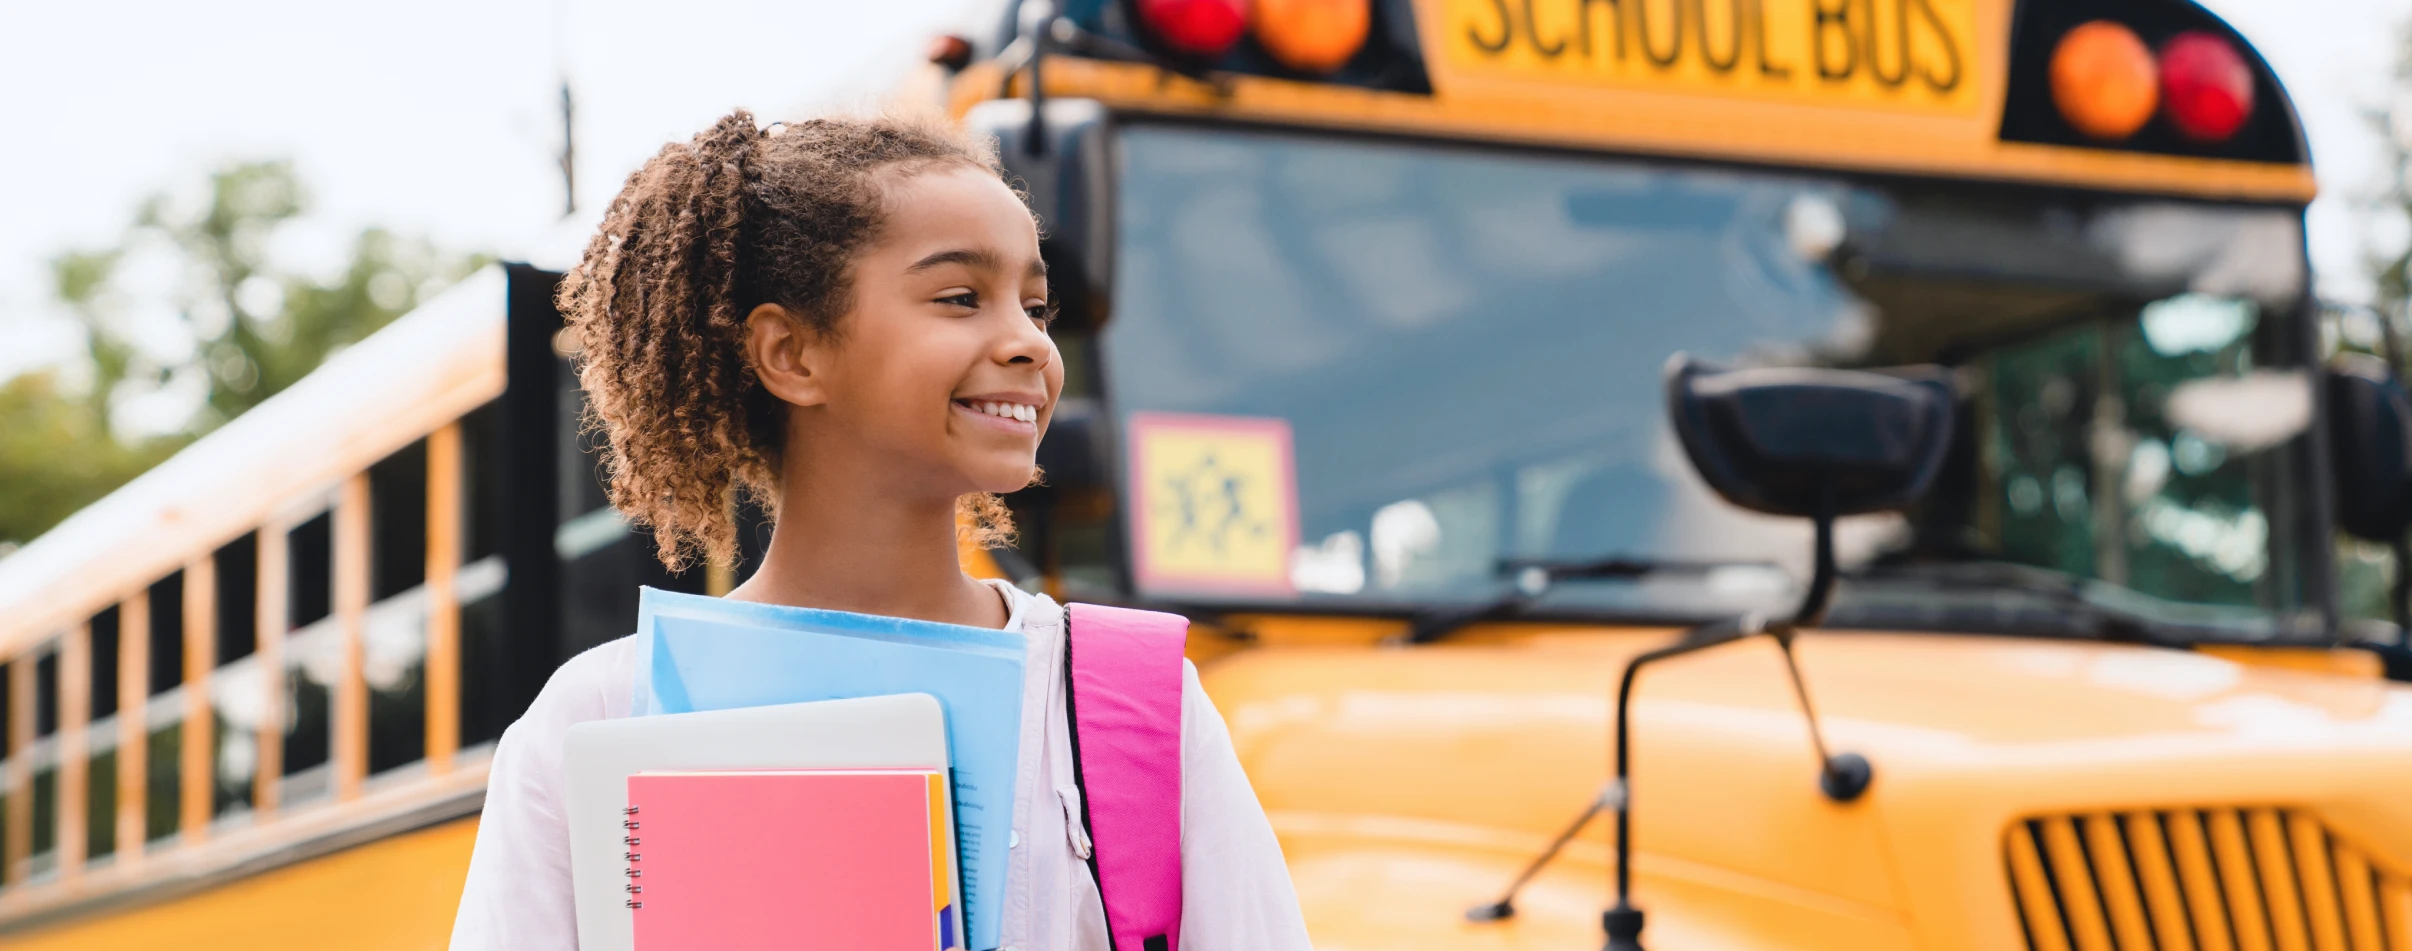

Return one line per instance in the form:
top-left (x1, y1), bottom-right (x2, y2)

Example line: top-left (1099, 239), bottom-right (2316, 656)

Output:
top-left (1126, 413), bottom-right (1300, 596)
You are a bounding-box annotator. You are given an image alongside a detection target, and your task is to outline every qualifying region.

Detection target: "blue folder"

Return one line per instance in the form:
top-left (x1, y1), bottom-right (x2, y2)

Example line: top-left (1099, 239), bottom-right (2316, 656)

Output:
top-left (632, 587), bottom-right (1027, 951)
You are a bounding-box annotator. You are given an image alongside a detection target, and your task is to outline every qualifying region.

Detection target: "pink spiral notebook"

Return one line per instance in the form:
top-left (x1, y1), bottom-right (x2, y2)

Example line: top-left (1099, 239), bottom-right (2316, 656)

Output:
top-left (624, 769), bottom-right (963, 951)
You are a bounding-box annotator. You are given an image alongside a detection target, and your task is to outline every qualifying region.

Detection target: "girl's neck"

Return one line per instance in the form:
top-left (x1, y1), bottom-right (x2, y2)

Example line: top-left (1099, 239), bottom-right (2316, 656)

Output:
top-left (726, 467), bottom-right (1005, 629)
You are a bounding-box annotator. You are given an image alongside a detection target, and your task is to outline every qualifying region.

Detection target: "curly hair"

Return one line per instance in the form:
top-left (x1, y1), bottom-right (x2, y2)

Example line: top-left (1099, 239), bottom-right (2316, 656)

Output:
top-left (557, 109), bottom-right (1022, 571)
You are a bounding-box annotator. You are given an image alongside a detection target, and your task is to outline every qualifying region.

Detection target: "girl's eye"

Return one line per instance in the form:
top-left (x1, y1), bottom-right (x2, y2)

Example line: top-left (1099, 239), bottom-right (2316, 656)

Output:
top-left (939, 290), bottom-right (979, 310)
top-left (1026, 302), bottom-right (1058, 329)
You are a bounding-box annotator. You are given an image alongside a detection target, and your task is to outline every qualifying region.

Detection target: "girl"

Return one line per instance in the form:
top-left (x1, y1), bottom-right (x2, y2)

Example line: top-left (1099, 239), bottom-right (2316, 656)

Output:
top-left (447, 111), bottom-right (1312, 950)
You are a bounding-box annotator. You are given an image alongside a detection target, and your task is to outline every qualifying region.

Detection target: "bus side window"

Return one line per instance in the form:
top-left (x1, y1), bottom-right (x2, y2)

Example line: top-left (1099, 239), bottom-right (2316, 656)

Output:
top-left (365, 440), bottom-right (429, 779)
top-left (30, 647), bottom-right (57, 878)
top-left (84, 607), bottom-right (119, 867)
top-left (458, 403), bottom-right (514, 751)
top-left (206, 535), bottom-right (259, 823)
top-left (282, 515), bottom-right (334, 805)
top-left (144, 573), bottom-right (182, 844)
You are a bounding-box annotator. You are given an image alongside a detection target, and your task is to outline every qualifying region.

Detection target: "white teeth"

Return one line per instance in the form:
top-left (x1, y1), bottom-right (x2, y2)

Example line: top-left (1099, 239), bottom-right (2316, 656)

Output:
top-left (964, 400), bottom-right (1036, 423)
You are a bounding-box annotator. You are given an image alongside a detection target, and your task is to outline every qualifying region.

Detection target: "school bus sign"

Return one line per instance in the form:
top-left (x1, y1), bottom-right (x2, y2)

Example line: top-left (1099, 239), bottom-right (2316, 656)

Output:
top-left (1440, 0), bottom-right (1979, 115)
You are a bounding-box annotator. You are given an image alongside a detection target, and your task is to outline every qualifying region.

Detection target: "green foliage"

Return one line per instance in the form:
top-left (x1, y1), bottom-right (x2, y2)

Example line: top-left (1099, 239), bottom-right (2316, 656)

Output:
top-left (0, 160), bottom-right (487, 548)
top-left (0, 372), bottom-right (177, 545)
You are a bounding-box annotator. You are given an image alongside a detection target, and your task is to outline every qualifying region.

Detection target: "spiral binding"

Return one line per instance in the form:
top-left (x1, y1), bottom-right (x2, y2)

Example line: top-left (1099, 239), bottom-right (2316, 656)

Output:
top-left (624, 804), bottom-right (643, 910)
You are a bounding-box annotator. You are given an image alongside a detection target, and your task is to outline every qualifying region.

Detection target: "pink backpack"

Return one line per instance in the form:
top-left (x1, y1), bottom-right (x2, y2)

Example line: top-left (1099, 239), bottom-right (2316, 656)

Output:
top-left (1063, 603), bottom-right (1189, 951)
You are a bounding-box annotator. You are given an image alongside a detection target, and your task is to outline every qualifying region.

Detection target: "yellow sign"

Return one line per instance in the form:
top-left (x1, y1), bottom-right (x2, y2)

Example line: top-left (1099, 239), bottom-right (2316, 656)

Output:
top-left (1438, 0), bottom-right (1980, 115)
top-left (1127, 413), bottom-right (1300, 595)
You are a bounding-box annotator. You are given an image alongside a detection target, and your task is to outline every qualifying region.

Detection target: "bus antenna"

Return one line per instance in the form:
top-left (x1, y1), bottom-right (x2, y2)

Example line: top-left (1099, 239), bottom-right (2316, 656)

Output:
top-left (558, 79), bottom-right (578, 218)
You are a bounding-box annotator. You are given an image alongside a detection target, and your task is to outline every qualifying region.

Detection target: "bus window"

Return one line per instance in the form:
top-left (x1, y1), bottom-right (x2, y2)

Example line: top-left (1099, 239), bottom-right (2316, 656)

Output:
top-left (289, 514), bottom-right (333, 628)
top-left (280, 515), bottom-right (333, 806)
top-left (1101, 124), bottom-right (2318, 639)
top-left (366, 441), bottom-right (429, 779)
top-left (1105, 125), bottom-right (1876, 613)
top-left (553, 382), bottom-right (711, 659)
top-left (1962, 299), bottom-right (2295, 630)
top-left (144, 574), bottom-right (182, 843)
top-left (456, 403), bottom-right (513, 751)
top-left (29, 646), bottom-right (57, 878)
top-left (206, 536), bottom-right (259, 822)
top-left (2320, 304), bottom-right (2403, 637)
top-left (84, 607), bottom-right (118, 866)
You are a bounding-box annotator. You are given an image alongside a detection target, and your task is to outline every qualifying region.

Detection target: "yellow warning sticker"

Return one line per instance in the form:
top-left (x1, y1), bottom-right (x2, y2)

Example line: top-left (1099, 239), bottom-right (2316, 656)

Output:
top-left (1127, 413), bottom-right (1300, 596)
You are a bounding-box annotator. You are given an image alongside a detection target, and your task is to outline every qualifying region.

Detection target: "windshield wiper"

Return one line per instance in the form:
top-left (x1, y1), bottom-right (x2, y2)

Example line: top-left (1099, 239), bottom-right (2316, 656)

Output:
top-left (1402, 555), bottom-right (1780, 644)
top-left (1846, 561), bottom-right (2213, 645)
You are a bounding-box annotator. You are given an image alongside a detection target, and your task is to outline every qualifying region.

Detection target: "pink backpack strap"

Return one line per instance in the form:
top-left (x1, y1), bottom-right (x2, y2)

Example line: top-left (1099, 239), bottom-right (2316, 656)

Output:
top-left (1063, 602), bottom-right (1187, 951)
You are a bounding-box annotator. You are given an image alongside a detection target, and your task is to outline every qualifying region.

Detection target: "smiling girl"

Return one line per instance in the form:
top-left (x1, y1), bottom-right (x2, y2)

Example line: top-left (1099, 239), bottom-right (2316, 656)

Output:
top-left (446, 111), bottom-right (1310, 950)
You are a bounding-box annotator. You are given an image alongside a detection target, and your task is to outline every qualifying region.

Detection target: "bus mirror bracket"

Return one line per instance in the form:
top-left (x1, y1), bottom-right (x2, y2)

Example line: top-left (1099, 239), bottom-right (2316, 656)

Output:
top-left (1556, 355), bottom-right (1956, 951)
top-left (966, 97), bottom-right (1117, 334)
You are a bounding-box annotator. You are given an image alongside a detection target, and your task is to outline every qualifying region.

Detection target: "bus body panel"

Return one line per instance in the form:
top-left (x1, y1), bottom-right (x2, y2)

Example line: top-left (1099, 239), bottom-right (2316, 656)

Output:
top-left (2, 818), bottom-right (476, 951)
top-left (1201, 630), bottom-right (2412, 947)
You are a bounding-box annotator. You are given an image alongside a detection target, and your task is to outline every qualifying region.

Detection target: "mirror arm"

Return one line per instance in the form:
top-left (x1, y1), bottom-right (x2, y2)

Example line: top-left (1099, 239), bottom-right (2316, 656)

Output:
top-left (1018, 0), bottom-right (1053, 157)
top-left (1463, 781), bottom-right (1615, 923)
top-left (1769, 623), bottom-right (1872, 801)
top-left (1791, 476), bottom-right (1839, 629)
top-left (1588, 577), bottom-right (1875, 949)
top-left (1598, 613), bottom-right (1764, 951)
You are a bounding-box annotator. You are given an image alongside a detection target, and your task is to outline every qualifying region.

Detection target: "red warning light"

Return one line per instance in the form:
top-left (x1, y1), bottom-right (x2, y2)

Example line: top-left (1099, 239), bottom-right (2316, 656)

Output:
top-left (2159, 31), bottom-right (2255, 143)
top-left (1136, 0), bottom-right (1250, 58)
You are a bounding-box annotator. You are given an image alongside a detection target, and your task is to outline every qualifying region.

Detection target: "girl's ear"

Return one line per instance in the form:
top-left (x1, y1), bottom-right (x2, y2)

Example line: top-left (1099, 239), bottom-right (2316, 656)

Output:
top-left (747, 303), bottom-right (833, 408)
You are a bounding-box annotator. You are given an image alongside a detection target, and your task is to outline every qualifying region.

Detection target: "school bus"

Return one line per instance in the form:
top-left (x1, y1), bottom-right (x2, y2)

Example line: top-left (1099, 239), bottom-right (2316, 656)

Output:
top-left (2, 0), bottom-right (2410, 947)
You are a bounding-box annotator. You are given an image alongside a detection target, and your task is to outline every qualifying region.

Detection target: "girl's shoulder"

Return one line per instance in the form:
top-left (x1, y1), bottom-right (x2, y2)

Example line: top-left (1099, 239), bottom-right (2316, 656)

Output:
top-left (520, 635), bottom-right (642, 736)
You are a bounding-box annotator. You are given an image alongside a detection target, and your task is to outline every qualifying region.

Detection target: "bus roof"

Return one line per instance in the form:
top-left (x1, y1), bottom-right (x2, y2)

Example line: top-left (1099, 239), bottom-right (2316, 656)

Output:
top-left (0, 267), bottom-right (507, 655)
top-left (955, 0), bottom-right (2316, 202)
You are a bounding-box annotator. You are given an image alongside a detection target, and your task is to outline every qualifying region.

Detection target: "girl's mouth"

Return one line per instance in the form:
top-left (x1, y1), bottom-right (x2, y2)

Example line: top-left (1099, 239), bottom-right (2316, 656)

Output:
top-left (953, 398), bottom-right (1040, 432)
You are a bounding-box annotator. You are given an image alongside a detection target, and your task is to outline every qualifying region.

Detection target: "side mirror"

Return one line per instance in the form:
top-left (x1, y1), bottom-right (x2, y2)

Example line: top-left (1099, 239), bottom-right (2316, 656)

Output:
top-left (1665, 353), bottom-right (1956, 625)
top-left (2327, 355), bottom-right (2412, 542)
top-left (965, 98), bottom-right (1115, 334)
top-left (1666, 355), bottom-right (1956, 519)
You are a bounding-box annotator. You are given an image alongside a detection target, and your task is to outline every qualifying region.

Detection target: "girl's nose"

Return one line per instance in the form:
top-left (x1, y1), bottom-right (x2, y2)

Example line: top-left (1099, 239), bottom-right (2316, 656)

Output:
top-left (997, 310), bottom-right (1054, 367)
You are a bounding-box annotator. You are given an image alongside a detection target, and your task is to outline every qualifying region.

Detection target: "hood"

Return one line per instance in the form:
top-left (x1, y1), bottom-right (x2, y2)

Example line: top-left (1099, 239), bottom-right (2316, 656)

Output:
top-left (1200, 627), bottom-right (2412, 946)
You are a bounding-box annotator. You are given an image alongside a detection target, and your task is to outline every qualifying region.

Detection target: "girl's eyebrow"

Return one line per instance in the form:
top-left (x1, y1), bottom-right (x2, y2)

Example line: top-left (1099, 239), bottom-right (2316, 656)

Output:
top-left (908, 247), bottom-right (1048, 278)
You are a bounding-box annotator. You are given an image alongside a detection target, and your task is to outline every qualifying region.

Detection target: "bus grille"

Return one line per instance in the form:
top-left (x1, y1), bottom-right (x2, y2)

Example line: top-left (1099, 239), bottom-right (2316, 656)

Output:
top-left (2006, 809), bottom-right (2412, 951)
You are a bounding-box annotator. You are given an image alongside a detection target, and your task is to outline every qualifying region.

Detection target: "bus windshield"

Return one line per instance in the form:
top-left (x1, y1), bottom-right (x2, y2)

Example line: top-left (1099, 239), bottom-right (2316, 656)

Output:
top-left (1099, 124), bottom-right (2322, 639)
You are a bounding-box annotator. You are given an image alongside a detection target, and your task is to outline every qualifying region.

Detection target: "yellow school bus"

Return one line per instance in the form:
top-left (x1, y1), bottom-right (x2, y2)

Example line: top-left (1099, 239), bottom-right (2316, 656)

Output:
top-left (2, 0), bottom-right (2410, 948)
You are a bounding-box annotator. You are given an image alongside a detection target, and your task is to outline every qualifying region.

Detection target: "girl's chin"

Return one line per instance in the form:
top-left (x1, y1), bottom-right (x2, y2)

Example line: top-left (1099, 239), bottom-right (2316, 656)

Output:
top-left (960, 461), bottom-right (1041, 495)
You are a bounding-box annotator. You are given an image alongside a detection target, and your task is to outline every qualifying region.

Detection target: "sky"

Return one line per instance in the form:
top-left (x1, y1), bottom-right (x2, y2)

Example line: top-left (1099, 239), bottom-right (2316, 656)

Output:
top-left (0, 0), bottom-right (2403, 382)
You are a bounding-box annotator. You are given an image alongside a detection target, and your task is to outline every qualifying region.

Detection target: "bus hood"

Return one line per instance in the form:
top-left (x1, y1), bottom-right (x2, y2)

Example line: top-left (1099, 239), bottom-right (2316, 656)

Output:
top-left (1202, 628), bottom-right (2412, 950)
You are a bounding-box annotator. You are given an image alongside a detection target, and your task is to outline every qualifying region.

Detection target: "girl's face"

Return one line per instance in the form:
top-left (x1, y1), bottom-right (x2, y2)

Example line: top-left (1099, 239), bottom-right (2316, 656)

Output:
top-left (754, 165), bottom-right (1062, 499)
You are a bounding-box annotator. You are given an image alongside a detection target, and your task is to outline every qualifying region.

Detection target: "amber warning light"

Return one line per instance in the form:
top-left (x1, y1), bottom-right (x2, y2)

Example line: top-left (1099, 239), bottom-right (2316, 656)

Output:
top-left (2048, 20), bottom-right (2254, 145)
top-left (1254, 0), bottom-right (1371, 73)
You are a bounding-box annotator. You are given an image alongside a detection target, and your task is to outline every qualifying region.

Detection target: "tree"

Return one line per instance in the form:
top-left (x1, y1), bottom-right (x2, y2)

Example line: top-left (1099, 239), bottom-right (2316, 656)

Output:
top-left (2374, 25), bottom-right (2412, 317)
top-left (0, 161), bottom-right (486, 548)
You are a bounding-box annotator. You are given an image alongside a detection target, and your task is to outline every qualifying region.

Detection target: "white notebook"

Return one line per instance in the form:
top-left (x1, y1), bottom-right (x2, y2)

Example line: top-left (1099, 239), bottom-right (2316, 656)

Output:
top-left (561, 693), bottom-right (952, 951)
